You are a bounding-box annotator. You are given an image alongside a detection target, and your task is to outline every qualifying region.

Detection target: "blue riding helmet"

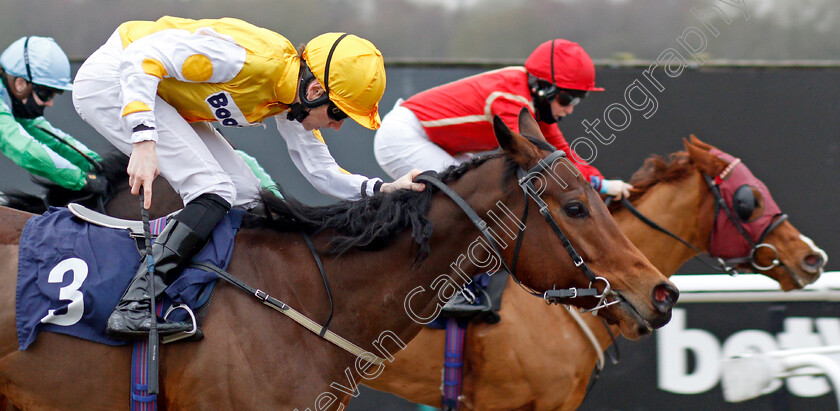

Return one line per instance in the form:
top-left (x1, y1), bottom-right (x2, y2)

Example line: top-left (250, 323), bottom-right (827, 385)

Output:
top-left (0, 36), bottom-right (73, 91)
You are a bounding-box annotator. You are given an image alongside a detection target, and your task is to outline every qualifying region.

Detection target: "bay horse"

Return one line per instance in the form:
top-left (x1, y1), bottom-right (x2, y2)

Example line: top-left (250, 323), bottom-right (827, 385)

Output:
top-left (0, 113), bottom-right (677, 409)
top-left (361, 135), bottom-right (828, 410)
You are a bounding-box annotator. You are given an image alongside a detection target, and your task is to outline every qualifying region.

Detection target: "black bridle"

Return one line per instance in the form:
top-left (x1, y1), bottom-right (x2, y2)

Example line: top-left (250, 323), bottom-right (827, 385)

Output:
top-left (611, 172), bottom-right (791, 279)
top-left (416, 150), bottom-right (619, 309)
top-left (703, 174), bottom-right (791, 272)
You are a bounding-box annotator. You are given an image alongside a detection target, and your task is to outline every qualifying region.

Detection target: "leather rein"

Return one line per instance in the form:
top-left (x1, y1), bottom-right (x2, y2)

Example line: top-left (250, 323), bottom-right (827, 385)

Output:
top-left (416, 150), bottom-right (620, 312)
top-left (612, 171), bottom-right (790, 278)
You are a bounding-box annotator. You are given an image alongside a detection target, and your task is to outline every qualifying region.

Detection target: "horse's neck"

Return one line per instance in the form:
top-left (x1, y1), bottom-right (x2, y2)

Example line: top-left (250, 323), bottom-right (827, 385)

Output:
top-left (348, 181), bottom-right (509, 344)
top-left (572, 171), bottom-right (716, 364)
top-left (230, 181), bottom-right (503, 357)
top-left (612, 170), bottom-right (713, 275)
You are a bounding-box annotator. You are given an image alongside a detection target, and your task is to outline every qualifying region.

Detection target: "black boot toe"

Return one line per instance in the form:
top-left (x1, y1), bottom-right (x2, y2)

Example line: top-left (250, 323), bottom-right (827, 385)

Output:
top-left (105, 308), bottom-right (192, 340)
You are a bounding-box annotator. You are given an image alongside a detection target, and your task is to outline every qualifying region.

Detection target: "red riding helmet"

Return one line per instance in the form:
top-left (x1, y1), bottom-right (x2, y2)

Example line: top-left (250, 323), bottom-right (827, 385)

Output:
top-left (525, 39), bottom-right (603, 92)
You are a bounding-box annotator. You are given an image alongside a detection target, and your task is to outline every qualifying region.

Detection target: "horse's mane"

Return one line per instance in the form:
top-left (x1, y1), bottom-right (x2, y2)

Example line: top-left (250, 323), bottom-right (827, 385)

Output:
top-left (240, 134), bottom-right (560, 266)
top-left (241, 154), bottom-right (508, 264)
top-left (241, 136), bottom-right (555, 264)
top-left (608, 151), bottom-right (693, 212)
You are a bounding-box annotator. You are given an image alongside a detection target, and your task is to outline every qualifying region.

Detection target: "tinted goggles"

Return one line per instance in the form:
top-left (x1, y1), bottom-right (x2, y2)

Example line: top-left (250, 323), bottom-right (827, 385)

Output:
top-left (32, 84), bottom-right (63, 102)
top-left (327, 100), bottom-right (348, 122)
top-left (556, 89), bottom-right (588, 107)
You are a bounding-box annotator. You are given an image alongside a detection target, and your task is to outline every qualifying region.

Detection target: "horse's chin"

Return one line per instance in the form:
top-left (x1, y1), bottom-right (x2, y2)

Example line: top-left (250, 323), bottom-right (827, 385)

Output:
top-left (598, 299), bottom-right (658, 341)
top-left (739, 264), bottom-right (821, 291)
top-left (777, 273), bottom-right (817, 291)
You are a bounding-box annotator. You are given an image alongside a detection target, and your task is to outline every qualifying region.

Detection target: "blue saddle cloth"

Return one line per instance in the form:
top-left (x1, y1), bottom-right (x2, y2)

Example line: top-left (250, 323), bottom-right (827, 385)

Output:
top-left (16, 207), bottom-right (244, 350)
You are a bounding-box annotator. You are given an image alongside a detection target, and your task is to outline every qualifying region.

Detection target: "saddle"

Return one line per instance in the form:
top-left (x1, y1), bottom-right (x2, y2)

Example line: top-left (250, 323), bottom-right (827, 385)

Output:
top-left (16, 205), bottom-right (243, 350)
top-left (68, 203), bottom-right (211, 343)
top-left (67, 202), bottom-right (149, 235)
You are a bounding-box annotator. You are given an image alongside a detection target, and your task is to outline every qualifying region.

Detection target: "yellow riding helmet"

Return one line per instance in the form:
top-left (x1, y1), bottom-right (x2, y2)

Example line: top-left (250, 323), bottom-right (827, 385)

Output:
top-left (303, 33), bottom-right (386, 130)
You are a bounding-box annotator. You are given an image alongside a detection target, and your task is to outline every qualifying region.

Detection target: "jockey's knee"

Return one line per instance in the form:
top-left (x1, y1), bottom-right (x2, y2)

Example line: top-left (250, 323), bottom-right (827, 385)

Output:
top-left (178, 192), bottom-right (232, 238)
top-left (184, 178), bottom-right (236, 208)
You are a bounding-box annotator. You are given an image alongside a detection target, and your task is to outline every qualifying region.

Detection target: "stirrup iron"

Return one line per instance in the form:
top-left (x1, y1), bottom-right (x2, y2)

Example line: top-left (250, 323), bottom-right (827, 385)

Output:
top-left (161, 304), bottom-right (198, 344)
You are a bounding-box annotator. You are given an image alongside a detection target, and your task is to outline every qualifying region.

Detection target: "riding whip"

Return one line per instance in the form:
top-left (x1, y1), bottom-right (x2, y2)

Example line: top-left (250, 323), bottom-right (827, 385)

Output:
top-left (139, 190), bottom-right (160, 394)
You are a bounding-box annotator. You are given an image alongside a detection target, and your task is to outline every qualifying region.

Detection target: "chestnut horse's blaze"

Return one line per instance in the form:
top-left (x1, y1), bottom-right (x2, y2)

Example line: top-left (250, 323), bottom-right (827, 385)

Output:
top-left (0, 110), bottom-right (674, 409)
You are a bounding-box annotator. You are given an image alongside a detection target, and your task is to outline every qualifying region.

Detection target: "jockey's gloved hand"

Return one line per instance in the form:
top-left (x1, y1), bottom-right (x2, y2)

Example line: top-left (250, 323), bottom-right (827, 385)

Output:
top-left (81, 173), bottom-right (109, 196)
top-left (600, 179), bottom-right (633, 199)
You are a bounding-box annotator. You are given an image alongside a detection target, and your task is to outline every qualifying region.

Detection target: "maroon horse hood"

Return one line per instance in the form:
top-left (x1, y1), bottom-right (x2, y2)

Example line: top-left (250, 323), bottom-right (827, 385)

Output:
top-left (708, 149), bottom-right (782, 259)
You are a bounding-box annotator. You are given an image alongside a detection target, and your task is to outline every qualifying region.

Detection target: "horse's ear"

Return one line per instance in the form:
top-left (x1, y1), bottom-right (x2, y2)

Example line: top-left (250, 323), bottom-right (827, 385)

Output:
top-left (518, 107), bottom-right (546, 141)
top-left (688, 134), bottom-right (715, 151)
top-left (684, 136), bottom-right (727, 176)
top-left (683, 137), bottom-right (697, 153)
top-left (495, 115), bottom-right (539, 167)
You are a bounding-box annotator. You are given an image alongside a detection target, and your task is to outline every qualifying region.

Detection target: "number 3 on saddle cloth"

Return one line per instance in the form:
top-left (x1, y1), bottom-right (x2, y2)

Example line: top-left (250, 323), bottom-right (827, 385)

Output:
top-left (16, 207), bottom-right (244, 350)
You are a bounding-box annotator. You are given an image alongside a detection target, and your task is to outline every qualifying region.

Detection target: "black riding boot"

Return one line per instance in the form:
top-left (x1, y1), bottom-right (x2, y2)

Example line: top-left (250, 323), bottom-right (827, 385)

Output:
top-left (106, 193), bottom-right (230, 339)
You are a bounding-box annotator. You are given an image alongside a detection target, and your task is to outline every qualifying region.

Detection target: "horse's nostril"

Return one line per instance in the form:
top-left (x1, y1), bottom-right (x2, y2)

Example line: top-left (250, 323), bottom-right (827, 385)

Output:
top-left (654, 286), bottom-right (669, 303)
top-left (804, 253), bottom-right (825, 269)
top-left (652, 283), bottom-right (679, 313)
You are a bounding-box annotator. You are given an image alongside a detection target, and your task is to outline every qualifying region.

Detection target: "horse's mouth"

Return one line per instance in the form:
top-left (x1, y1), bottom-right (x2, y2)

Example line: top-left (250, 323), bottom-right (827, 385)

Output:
top-left (738, 262), bottom-right (820, 291)
top-left (597, 295), bottom-right (655, 338)
top-left (746, 235), bottom-right (827, 291)
top-left (781, 265), bottom-right (821, 290)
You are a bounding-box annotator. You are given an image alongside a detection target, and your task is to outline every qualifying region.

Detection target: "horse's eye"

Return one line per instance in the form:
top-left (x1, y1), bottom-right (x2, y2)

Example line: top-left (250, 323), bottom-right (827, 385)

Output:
top-left (564, 202), bottom-right (589, 218)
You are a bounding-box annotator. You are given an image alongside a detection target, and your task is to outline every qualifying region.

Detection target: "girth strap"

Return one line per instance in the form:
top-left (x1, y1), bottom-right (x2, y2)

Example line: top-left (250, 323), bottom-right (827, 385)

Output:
top-left (189, 262), bottom-right (386, 366)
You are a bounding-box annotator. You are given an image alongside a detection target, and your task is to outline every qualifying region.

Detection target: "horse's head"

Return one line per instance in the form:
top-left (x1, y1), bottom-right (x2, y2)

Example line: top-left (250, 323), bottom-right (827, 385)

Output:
top-left (684, 135), bottom-right (827, 290)
top-left (480, 108), bottom-right (677, 339)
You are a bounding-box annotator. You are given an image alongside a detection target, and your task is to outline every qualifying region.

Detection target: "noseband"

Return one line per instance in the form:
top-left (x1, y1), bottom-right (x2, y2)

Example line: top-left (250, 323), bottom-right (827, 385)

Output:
top-left (703, 173), bottom-right (800, 283)
top-left (416, 150), bottom-right (620, 312)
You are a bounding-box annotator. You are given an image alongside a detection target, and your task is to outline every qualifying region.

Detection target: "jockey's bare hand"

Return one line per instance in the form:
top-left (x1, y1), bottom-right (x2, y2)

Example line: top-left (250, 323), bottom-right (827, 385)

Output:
top-left (602, 179), bottom-right (633, 200)
top-left (381, 168), bottom-right (426, 194)
top-left (127, 140), bottom-right (159, 209)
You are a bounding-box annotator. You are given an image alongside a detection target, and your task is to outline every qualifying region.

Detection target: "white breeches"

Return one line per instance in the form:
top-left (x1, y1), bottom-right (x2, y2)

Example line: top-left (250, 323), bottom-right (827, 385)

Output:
top-left (72, 30), bottom-right (260, 208)
top-left (373, 100), bottom-right (473, 180)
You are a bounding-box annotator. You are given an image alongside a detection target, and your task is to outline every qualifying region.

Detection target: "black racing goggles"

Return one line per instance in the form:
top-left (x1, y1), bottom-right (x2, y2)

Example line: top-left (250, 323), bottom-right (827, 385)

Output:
top-left (327, 100), bottom-right (348, 122)
top-left (32, 83), bottom-right (63, 102)
top-left (556, 89), bottom-right (588, 107)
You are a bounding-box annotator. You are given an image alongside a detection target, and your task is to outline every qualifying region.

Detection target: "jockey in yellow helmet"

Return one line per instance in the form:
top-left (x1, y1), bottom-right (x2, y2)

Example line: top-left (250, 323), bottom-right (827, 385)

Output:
top-left (73, 16), bottom-right (424, 338)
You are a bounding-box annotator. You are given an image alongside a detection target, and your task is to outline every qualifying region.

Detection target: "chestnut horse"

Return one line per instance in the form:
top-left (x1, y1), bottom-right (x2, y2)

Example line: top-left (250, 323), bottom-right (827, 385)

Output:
top-left (361, 136), bottom-right (828, 410)
top-left (0, 113), bottom-right (676, 409)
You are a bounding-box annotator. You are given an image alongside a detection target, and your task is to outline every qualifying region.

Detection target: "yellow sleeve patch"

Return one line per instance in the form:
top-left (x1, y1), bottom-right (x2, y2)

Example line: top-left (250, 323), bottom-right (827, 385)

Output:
top-left (142, 58), bottom-right (168, 79)
top-left (122, 101), bottom-right (152, 117)
top-left (181, 54), bottom-right (213, 82)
